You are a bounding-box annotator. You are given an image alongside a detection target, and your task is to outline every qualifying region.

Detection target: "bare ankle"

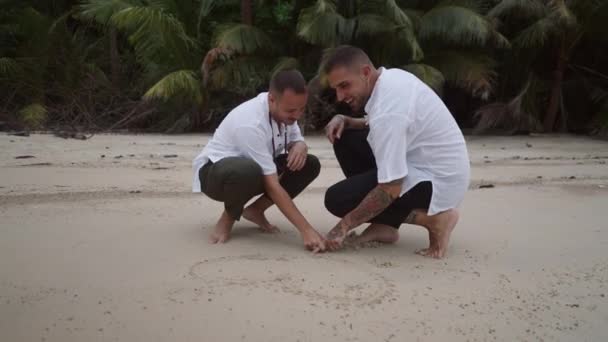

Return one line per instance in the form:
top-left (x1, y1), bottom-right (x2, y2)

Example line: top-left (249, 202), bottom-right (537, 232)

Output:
top-left (405, 209), bottom-right (429, 227)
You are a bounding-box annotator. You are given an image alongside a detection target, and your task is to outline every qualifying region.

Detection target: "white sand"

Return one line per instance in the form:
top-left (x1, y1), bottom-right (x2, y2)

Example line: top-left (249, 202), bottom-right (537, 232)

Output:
top-left (1, 133), bottom-right (607, 341)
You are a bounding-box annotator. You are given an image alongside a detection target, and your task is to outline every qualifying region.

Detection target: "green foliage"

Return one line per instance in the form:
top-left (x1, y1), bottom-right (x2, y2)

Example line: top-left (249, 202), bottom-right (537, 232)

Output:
top-left (0, 0), bottom-right (607, 134)
top-left (0, 57), bottom-right (20, 77)
top-left (144, 70), bottom-right (202, 104)
top-left (403, 63), bottom-right (445, 95)
top-left (420, 5), bottom-right (509, 48)
top-left (214, 23), bottom-right (275, 54)
top-left (18, 103), bottom-right (47, 129)
top-left (426, 50), bottom-right (497, 99)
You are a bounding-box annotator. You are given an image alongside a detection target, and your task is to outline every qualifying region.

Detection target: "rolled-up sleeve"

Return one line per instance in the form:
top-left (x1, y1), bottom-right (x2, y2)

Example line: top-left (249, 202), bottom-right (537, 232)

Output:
top-left (233, 126), bottom-right (277, 175)
top-left (367, 115), bottom-right (408, 183)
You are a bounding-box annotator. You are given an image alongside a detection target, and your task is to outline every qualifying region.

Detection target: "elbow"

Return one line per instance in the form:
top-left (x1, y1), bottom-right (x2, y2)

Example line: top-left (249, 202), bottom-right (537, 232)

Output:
top-left (379, 180), bottom-right (403, 199)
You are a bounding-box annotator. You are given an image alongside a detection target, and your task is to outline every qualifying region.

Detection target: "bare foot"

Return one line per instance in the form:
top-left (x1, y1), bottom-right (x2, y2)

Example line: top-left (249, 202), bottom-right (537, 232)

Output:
top-left (209, 211), bottom-right (235, 244)
top-left (243, 207), bottom-right (279, 233)
top-left (416, 209), bottom-right (459, 259)
top-left (353, 224), bottom-right (399, 245)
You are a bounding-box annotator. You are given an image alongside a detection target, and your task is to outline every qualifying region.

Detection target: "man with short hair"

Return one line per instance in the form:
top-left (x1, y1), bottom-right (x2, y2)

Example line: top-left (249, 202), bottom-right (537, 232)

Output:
top-left (322, 46), bottom-right (470, 258)
top-left (192, 69), bottom-right (327, 252)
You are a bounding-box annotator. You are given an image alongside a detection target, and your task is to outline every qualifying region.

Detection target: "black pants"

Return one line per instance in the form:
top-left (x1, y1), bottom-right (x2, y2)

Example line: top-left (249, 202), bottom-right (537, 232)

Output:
top-left (200, 154), bottom-right (320, 220)
top-left (324, 129), bottom-right (432, 228)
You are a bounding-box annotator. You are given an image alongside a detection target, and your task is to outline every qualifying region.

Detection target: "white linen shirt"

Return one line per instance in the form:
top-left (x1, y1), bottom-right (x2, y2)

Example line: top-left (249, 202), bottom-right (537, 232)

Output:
top-left (192, 92), bottom-right (304, 192)
top-left (365, 68), bottom-right (470, 215)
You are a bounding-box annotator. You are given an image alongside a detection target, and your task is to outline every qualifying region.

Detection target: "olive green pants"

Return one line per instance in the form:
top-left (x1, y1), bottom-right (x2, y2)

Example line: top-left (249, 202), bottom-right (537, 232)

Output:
top-left (199, 154), bottom-right (321, 220)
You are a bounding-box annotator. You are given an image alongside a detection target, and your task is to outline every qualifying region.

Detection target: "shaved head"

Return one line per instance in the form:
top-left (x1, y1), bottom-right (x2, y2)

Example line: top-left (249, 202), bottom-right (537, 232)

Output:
top-left (269, 69), bottom-right (307, 97)
top-left (320, 45), bottom-right (378, 113)
top-left (321, 45), bottom-right (374, 76)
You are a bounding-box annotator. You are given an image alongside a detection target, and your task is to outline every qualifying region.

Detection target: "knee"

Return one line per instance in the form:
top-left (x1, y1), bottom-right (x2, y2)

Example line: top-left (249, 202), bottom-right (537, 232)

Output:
top-left (324, 184), bottom-right (342, 217)
top-left (305, 154), bottom-right (321, 179)
top-left (332, 130), bottom-right (351, 154)
top-left (229, 159), bottom-right (263, 186)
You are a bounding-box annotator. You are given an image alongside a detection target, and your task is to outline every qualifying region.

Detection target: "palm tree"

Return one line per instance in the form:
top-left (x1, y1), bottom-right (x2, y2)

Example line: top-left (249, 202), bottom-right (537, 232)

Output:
top-left (297, 0), bottom-right (508, 130)
top-left (200, 0), bottom-right (290, 96)
top-left (298, 0), bottom-right (508, 97)
top-left (79, 0), bottom-right (208, 129)
top-left (2, 0), bottom-right (607, 134)
top-left (0, 0), bottom-right (111, 129)
top-left (487, 0), bottom-right (608, 132)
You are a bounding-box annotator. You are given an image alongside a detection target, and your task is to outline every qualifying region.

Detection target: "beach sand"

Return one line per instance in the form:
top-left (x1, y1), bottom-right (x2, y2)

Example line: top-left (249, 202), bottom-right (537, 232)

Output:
top-left (1, 133), bottom-right (607, 341)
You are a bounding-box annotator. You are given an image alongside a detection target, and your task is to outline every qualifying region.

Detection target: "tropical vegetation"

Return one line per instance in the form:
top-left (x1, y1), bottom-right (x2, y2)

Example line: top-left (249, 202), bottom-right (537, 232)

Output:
top-left (1, 0), bottom-right (607, 135)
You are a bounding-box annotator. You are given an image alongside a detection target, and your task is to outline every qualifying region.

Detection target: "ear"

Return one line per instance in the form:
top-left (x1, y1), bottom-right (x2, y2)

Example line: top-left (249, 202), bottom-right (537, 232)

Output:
top-left (361, 64), bottom-right (372, 78)
top-left (268, 91), bottom-right (276, 105)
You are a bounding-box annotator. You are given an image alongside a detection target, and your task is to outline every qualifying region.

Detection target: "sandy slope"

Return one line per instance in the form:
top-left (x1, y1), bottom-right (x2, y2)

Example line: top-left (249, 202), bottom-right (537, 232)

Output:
top-left (1, 133), bottom-right (607, 341)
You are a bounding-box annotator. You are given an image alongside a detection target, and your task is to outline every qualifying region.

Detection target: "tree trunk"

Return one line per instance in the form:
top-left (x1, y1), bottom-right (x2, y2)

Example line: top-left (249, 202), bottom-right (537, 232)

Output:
top-left (109, 26), bottom-right (120, 88)
top-left (544, 38), bottom-right (567, 132)
top-left (241, 0), bottom-right (253, 25)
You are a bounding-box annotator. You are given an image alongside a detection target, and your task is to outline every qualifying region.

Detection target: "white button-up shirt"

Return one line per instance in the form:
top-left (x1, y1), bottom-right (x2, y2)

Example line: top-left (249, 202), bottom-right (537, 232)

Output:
top-left (192, 92), bottom-right (304, 192)
top-left (365, 68), bottom-right (470, 215)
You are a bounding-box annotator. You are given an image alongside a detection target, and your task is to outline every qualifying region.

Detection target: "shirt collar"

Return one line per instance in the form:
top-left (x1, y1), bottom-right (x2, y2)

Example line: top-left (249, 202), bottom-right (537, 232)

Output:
top-left (364, 67), bottom-right (385, 115)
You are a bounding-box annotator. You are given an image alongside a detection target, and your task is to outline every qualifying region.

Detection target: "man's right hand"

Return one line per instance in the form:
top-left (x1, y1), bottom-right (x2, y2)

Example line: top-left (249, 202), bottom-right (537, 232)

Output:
top-left (301, 228), bottom-right (327, 253)
top-left (325, 114), bottom-right (346, 144)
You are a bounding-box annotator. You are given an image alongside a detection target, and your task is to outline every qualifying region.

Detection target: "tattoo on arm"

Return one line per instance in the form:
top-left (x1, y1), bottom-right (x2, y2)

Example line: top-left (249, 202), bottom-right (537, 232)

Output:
top-left (341, 185), bottom-right (397, 231)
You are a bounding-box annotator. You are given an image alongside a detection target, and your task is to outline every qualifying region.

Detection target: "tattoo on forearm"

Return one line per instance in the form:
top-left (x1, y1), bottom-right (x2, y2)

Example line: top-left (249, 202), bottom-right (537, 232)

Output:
top-left (327, 223), bottom-right (343, 240)
top-left (342, 186), bottom-right (396, 230)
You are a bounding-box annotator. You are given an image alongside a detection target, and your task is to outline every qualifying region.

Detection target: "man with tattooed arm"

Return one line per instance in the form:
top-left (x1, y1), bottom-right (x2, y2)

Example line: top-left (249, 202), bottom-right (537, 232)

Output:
top-left (321, 46), bottom-right (470, 259)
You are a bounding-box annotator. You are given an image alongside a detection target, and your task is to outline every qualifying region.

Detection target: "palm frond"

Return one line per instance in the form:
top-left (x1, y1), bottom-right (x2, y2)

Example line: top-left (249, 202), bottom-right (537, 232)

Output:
top-left (199, 0), bottom-right (217, 17)
top-left (403, 63), bottom-right (445, 94)
top-left (511, 16), bottom-right (559, 50)
top-left (271, 57), bottom-right (300, 77)
top-left (420, 5), bottom-right (510, 48)
top-left (147, 0), bottom-right (179, 16)
top-left (488, 0), bottom-right (546, 19)
top-left (84, 62), bottom-right (112, 87)
top-left (111, 6), bottom-right (198, 67)
top-left (215, 24), bottom-right (275, 54)
top-left (208, 56), bottom-right (269, 95)
top-left (0, 57), bottom-right (21, 77)
top-left (549, 0), bottom-right (577, 28)
top-left (398, 27), bottom-right (424, 62)
top-left (436, 0), bottom-right (486, 12)
top-left (362, 0), bottom-right (413, 28)
top-left (18, 103), bottom-right (47, 129)
top-left (425, 50), bottom-right (497, 98)
top-left (297, 0), bottom-right (353, 47)
top-left (197, 0), bottom-right (218, 34)
top-left (369, 26), bottom-right (424, 64)
top-left (354, 14), bottom-right (397, 37)
top-left (402, 9), bottom-right (424, 30)
top-left (144, 70), bottom-right (202, 104)
top-left (78, 0), bottom-right (141, 25)
top-left (473, 76), bottom-right (543, 134)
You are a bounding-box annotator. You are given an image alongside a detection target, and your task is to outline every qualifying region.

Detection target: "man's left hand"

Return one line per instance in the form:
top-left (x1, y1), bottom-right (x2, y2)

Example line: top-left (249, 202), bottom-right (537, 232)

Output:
top-left (287, 141), bottom-right (307, 171)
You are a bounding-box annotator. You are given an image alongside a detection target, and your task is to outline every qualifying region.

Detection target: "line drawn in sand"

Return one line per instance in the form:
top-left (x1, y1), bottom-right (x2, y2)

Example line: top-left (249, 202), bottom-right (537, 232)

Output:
top-left (166, 254), bottom-right (399, 310)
